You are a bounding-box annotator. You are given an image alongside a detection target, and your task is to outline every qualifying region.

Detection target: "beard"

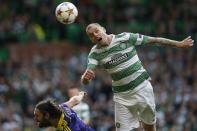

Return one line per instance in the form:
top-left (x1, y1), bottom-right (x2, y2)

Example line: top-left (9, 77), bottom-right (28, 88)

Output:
top-left (38, 118), bottom-right (52, 128)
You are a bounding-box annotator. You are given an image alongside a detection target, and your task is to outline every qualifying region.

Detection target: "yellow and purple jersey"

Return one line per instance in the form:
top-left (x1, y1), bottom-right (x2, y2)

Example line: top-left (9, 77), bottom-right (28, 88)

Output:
top-left (58, 103), bottom-right (94, 131)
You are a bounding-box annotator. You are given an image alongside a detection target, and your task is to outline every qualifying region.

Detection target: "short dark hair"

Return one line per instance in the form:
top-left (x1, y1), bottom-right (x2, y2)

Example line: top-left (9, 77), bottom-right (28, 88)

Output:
top-left (35, 98), bottom-right (62, 119)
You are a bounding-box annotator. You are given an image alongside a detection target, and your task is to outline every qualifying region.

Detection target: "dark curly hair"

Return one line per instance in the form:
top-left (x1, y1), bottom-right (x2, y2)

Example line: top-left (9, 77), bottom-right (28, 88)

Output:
top-left (35, 98), bottom-right (62, 119)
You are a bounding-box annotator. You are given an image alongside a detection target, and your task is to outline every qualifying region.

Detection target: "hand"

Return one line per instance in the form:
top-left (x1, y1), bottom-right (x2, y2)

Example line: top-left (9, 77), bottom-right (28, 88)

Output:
top-left (178, 36), bottom-right (194, 48)
top-left (81, 69), bottom-right (95, 85)
top-left (74, 91), bottom-right (87, 102)
top-left (78, 91), bottom-right (87, 97)
top-left (68, 91), bottom-right (86, 107)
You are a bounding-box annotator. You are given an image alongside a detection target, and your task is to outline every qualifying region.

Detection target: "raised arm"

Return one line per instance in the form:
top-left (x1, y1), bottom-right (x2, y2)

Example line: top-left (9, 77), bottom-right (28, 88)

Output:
top-left (65, 91), bottom-right (86, 108)
top-left (146, 36), bottom-right (194, 48)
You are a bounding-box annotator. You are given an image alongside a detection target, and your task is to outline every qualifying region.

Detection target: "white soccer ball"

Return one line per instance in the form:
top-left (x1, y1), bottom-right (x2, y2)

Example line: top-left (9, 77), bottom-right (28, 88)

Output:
top-left (55, 2), bottom-right (78, 24)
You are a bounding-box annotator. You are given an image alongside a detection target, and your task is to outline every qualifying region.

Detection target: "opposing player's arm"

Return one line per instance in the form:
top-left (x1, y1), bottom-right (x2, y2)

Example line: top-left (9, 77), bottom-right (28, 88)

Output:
top-left (146, 36), bottom-right (194, 48)
top-left (65, 92), bottom-right (86, 108)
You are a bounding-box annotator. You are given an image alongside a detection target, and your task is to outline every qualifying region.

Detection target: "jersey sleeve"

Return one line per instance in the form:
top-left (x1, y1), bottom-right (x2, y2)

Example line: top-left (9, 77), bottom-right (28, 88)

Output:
top-left (87, 50), bottom-right (99, 70)
top-left (59, 103), bottom-right (72, 123)
top-left (128, 33), bottom-right (148, 45)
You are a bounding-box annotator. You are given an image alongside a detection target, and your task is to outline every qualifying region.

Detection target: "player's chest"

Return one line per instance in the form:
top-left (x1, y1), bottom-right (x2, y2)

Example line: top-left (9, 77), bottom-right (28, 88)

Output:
top-left (99, 43), bottom-right (133, 66)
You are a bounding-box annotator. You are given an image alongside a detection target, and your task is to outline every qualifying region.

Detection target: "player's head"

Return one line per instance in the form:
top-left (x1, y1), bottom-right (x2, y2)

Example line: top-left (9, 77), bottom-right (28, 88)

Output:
top-left (34, 98), bottom-right (62, 128)
top-left (68, 85), bottom-right (80, 98)
top-left (86, 23), bottom-right (108, 45)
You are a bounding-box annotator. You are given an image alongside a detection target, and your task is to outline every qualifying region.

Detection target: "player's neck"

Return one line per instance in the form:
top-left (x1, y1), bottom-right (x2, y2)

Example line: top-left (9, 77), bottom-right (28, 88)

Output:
top-left (107, 34), bottom-right (113, 45)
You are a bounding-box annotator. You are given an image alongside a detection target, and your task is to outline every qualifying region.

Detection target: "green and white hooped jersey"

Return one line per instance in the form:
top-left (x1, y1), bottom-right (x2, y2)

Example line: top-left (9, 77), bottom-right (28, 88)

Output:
top-left (87, 32), bottom-right (150, 93)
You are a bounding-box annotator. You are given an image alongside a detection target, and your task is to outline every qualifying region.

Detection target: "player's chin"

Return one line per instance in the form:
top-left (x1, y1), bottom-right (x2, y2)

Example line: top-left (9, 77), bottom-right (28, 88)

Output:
top-left (92, 38), bottom-right (102, 44)
top-left (92, 40), bottom-right (97, 44)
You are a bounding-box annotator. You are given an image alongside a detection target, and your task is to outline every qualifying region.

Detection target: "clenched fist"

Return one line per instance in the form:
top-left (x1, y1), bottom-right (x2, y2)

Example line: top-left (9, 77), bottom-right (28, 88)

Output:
top-left (81, 69), bottom-right (95, 85)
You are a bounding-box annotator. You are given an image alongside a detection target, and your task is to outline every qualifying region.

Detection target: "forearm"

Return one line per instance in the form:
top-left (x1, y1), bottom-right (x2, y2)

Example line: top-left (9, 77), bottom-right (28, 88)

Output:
top-left (147, 37), bottom-right (181, 47)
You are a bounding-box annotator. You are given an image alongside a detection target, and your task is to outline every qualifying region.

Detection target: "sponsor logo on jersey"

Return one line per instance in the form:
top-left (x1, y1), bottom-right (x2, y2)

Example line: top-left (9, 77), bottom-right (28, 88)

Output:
top-left (107, 53), bottom-right (128, 65)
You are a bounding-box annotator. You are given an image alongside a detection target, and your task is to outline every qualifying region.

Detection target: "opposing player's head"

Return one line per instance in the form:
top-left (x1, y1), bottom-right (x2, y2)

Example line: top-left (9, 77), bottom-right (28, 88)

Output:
top-left (68, 85), bottom-right (80, 98)
top-left (86, 23), bottom-right (108, 45)
top-left (34, 98), bottom-right (62, 128)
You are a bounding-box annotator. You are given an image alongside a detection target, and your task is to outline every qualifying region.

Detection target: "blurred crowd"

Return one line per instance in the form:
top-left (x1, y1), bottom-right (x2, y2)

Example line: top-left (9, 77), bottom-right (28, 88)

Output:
top-left (0, 0), bottom-right (196, 44)
top-left (0, 0), bottom-right (197, 131)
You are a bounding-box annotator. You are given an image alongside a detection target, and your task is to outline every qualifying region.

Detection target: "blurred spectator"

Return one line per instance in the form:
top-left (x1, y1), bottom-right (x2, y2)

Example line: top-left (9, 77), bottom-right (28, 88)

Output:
top-left (68, 85), bottom-right (90, 125)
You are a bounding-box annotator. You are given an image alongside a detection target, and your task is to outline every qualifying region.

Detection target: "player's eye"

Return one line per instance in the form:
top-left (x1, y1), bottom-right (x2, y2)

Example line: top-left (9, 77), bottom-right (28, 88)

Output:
top-left (95, 30), bottom-right (99, 33)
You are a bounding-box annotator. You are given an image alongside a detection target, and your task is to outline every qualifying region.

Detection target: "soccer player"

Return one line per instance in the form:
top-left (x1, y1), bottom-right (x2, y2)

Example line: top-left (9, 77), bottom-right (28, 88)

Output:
top-left (34, 91), bottom-right (94, 131)
top-left (68, 86), bottom-right (90, 125)
top-left (81, 23), bottom-right (194, 131)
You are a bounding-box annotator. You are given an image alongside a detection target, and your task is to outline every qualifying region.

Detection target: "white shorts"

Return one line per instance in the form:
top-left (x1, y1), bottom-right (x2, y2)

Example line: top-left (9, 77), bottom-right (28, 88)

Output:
top-left (114, 81), bottom-right (156, 131)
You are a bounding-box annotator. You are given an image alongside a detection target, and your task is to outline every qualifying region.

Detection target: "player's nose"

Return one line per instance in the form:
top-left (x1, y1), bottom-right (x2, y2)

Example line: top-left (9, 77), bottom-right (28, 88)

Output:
top-left (93, 32), bottom-right (99, 37)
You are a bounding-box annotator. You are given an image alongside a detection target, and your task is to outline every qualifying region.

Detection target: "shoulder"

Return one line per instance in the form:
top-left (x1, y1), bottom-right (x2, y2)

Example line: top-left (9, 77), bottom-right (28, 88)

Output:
top-left (88, 44), bottom-right (107, 56)
top-left (88, 45), bottom-right (97, 54)
top-left (59, 103), bottom-right (76, 115)
top-left (115, 32), bottom-right (130, 38)
top-left (114, 32), bottom-right (131, 42)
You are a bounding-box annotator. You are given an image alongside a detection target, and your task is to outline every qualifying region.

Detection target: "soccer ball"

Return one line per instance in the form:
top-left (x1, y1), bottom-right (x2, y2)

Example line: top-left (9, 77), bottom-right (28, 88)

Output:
top-left (55, 2), bottom-right (78, 24)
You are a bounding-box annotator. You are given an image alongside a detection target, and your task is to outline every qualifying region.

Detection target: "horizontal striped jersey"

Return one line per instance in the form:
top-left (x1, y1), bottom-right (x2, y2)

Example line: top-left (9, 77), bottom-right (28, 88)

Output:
top-left (87, 32), bottom-right (150, 93)
top-left (72, 102), bottom-right (90, 124)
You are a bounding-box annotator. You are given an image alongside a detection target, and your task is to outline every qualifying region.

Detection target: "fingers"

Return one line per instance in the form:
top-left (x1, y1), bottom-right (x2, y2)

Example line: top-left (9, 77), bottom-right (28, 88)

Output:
top-left (81, 69), bottom-right (95, 85)
top-left (186, 36), bottom-right (191, 40)
top-left (79, 91), bottom-right (87, 96)
top-left (182, 36), bottom-right (194, 47)
top-left (86, 69), bottom-right (95, 77)
top-left (82, 69), bottom-right (95, 81)
top-left (78, 91), bottom-right (88, 100)
top-left (187, 38), bottom-right (194, 45)
top-left (184, 36), bottom-right (191, 41)
top-left (186, 38), bottom-right (193, 43)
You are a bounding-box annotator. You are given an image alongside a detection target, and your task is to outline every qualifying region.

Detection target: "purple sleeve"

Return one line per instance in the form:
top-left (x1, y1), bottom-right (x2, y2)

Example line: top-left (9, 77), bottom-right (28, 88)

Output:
top-left (59, 103), bottom-right (73, 123)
